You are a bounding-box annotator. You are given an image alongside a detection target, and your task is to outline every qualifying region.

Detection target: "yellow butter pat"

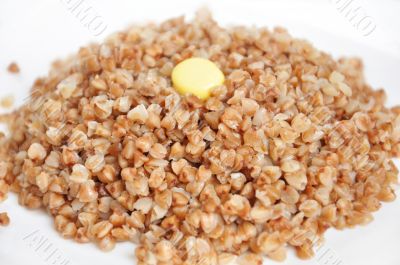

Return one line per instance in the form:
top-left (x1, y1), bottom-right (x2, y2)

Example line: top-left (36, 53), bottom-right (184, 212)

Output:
top-left (172, 57), bottom-right (225, 100)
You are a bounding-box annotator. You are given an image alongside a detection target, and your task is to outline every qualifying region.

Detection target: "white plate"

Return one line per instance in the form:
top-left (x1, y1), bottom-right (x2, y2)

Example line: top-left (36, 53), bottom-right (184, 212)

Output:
top-left (1, 1), bottom-right (399, 265)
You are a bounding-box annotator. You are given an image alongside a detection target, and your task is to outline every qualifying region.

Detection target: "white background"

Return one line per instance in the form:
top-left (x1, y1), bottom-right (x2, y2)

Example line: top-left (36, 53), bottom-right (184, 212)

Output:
top-left (0, 0), bottom-right (399, 265)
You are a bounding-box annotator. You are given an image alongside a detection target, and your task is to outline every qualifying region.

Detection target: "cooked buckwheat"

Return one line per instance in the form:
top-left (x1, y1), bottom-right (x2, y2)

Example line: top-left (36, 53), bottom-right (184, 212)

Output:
top-left (0, 9), bottom-right (399, 265)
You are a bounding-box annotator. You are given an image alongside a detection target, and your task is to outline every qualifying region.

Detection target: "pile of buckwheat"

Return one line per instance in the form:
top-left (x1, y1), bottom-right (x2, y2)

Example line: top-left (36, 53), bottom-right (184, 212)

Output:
top-left (0, 10), bottom-right (399, 265)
